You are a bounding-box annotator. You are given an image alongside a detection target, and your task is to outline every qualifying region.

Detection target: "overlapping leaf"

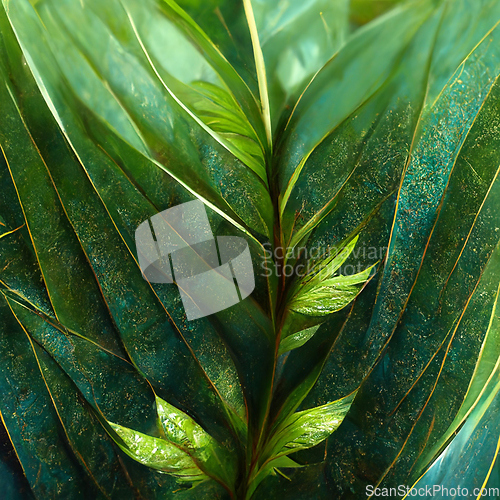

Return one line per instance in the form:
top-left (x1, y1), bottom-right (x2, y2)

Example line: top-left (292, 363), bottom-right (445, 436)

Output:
top-left (4, 0), bottom-right (273, 238)
top-left (2, 0), bottom-right (500, 499)
top-left (322, 18), bottom-right (500, 499)
top-left (403, 244), bottom-right (500, 498)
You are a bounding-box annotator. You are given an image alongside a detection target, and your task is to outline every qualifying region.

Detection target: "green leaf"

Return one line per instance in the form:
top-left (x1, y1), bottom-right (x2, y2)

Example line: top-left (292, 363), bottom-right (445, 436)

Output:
top-left (285, 9), bottom-right (500, 450)
top-left (2, 4), bottom-right (245, 445)
top-left (27, 340), bottom-right (143, 499)
top-left (288, 267), bottom-right (374, 317)
top-left (0, 11), bottom-right (126, 358)
top-left (108, 422), bottom-right (206, 482)
top-left (278, 325), bottom-right (320, 355)
top-left (0, 226), bottom-right (20, 240)
top-left (4, 0), bottom-right (273, 238)
top-left (120, 0), bottom-right (268, 182)
top-left (425, 0), bottom-right (500, 105)
top-left (4, 294), bottom-right (159, 431)
top-left (278, 0), bottom-right (437, 218)
top-left (156, 396), bottom-right (215, 458)
top-left (172, 0), bottom-right (351, 136)
top-left (246, 392), bottom-right (356, 499)
top-left (242, 0), bottom-right (272, 148)
top-left (153, 0), bottom-right (267, 151)
top-left (3, 0), bottom-right (500, 498)
top-left (323, 19), bottom-right (500, 495)
top-left (287, 235), bottom-right (375, 317)
top-left (350, 0), bottom-right (406, 28)
top-left (156, 395), bottom-right (236, 488)
top-left (0, 418), bottom-right (34, 500)
top-left (108, 395), bottom-right (237, 490)
top-left (246, 455), bottom-right (303, 500)
top-left (302, 235), bottom-right (360, 287)
top-left (270, 201), bottom-right (392, 443)
top-left (266, 391), bottom-right (357, 459)
top-left (171, 0), bottom-right (256, 93)
top-left (254, 0), bottom-right (349, 127)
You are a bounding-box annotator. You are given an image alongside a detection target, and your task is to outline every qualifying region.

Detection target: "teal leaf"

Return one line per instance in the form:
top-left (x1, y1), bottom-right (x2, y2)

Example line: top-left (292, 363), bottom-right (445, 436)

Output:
top-left (415, 239), bottom-right (500, 475)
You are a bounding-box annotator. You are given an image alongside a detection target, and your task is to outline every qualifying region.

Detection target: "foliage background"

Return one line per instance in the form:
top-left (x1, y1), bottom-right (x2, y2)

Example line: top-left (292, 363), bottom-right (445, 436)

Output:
top-left (1, 0), bottom-right (500, 498)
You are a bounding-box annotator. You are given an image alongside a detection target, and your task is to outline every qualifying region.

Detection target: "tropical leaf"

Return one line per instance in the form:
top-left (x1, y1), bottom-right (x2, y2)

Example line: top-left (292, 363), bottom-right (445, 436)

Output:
top-left (1, 0), bottom-right (500, 499)
top-left (285, 235), bottom-right (376, 316)
top-left (4, 0), bottom-right (273, 238)
top-left (172, 0), bottom-right (350, 130)
top-left (108, 423), bottom-right (206, 482)
top-left (106, 394), bottom-right (237, 492)
top-left (403, 243), bottom-right (500, 498)
top-left (265, 392), bottom-right (357, 460)
top-left (0, 417), bottom-right (34, 500)
top-left (244, 392), bottom-right (356, 499)
top-left (278, 325), bottom-right (320, 355)
top-left (318, 15), bottom-right (500, 499)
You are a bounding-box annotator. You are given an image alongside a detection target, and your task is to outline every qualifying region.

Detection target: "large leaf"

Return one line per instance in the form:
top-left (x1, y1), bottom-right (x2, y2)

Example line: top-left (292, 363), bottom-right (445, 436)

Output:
top-left (251, 0), bottom-right (350, 129)
top-left (322, 17), bottom-right (500, 498)
top-left (172, 0), bottom-right (350, 130)
top-left (419, 248), bottom-right (500, 471)
top-left (0, 417), bottom-right (34, 500)
top-left (0, 4), bottom-right (247, 497)
top-left (403, 244), bottom-right (500, 498)
top-left (277, 0), bottom-right (437, 219)
top-left (0, 298), bottom-right (93, 498)
top-left (4, 0), bottom-right (273, 239)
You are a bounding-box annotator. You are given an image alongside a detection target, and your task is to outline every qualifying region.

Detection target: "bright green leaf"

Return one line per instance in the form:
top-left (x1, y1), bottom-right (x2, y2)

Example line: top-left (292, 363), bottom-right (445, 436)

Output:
top-left (108, 421), bottom-right (206, 482)
top-left (278, 325), bottom-right (320, 355)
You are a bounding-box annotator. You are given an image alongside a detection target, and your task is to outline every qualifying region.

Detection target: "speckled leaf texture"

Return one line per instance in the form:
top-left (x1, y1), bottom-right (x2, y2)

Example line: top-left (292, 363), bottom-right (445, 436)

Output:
top-left (0, 0), bottom-right (500, 499)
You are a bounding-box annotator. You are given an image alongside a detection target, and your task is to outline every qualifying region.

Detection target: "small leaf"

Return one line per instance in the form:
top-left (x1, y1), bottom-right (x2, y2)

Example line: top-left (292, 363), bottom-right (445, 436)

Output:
top-left (246, 393), bottom-right (356, 498)
top-left (247, 456), bottom-right (303, 500)
top-left (304, 235), bottom-right (360, 289)
top-left (156, 396), bottom-right (213, 461)
top-left (289, 264), bottom-right (375, 316)
top-left (157, 78), bottom-right (268, 182)
top-left (108, 422), bottom-right (206, 483)
top-left (266, 391), bottom-right (357, 459)
top-left (106, 398), bottom-right (237, 489)
top-left (278, 325), bottom-right (320, 356)
top-left (287, 234), bottom-right (361, 299)
top-left (155, 396), bottom-right (236, 488)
